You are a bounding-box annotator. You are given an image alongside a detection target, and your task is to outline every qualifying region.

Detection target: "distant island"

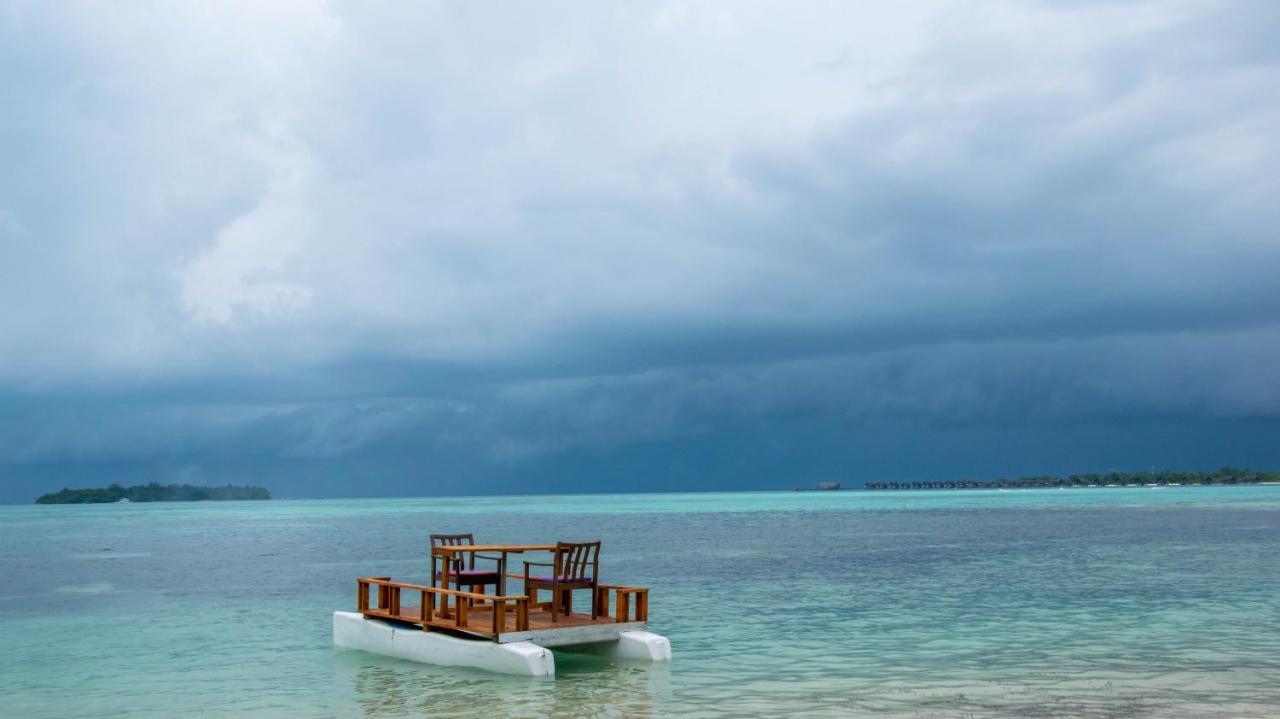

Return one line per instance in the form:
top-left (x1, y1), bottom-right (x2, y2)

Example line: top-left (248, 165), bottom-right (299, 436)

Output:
top-left (35, 482), bottom-right (271, 504)
top-left (864, 467), bottom-right (1279, 491)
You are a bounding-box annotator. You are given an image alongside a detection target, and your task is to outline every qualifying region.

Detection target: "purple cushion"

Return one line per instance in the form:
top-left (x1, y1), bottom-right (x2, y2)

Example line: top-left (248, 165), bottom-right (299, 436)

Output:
top-left (436, 569), bottom-right (498, 580)
top-left (530, 576), bottom-right (592, 583)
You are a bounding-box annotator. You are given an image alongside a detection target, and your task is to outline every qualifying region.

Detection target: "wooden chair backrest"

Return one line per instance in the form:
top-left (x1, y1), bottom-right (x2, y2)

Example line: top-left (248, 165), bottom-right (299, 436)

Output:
top-left (553, 540), bottom-right (601, 582)
top-left (430, 533), bottom-right (476, 569)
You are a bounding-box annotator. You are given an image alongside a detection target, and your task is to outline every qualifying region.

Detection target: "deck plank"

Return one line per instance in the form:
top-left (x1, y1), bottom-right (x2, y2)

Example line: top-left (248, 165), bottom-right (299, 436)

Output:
top-left (382, 603), bottom-right (608, 632)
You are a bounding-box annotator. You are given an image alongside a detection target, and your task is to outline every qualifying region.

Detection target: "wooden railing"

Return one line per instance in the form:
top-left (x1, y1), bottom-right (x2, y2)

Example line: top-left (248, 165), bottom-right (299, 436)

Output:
top-left (596, 583), bottom-right (649, 622)
top-left (358, 576), bottom-right (651, 641)
top-left (496, 573), bottom-right (649, 623)
top-left (357, 577), bottom-right (530, 639)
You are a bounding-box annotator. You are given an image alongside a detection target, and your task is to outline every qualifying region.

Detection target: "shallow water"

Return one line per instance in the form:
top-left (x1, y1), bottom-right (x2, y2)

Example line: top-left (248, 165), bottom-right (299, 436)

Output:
top-left (2, 486), bottom-right (1279, 717)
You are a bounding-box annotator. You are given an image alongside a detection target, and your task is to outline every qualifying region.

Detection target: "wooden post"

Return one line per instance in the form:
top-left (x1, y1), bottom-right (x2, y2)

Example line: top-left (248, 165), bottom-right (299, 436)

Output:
top-left (421, 589), bottom-right (431, 630)
top-left (357, 580), bottom-right (368, 611)
top-left (636, 589), bottom-right (648, 621)
top-left (616, 591), bottom-right (629, 623)
top-left (437, 553), bottom-right (451, 618)
top-left (373, 577), bottom-right (391, 611)
top-left (456, 596), bottom-right (469, 628)
top-left (492, 598), bottom-right (504, 638)
top-left (389, 586), bottom-right (401, 617)
top-left (516, 597), bottom-right (529, 631)
top-left (596, 587), bottom-right (609, 618)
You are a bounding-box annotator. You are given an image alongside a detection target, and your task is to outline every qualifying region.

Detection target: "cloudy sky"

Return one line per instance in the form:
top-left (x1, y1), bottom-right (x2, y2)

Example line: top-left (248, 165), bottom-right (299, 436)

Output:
top-left (1, 1), bottom-right (1278, 502)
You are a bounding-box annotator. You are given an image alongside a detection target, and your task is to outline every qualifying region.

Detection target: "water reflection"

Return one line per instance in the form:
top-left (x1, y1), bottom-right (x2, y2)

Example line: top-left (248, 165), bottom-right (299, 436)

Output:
top-left (337, 646), bottom-right (669, 718)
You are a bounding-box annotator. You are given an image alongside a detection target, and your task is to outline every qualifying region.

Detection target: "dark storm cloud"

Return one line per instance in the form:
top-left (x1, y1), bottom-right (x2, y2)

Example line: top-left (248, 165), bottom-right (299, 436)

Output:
top-left (1, 1), bottom-right (1278, 500)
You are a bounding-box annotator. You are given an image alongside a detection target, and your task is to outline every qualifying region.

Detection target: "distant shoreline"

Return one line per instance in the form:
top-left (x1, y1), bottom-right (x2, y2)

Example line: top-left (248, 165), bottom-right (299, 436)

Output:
top-left (35, 483), bottom-right (271, 504)
top-left (864, 482), bottom-right (1280, 491)
top-left (18, 474), bottom-right (1278, 505)
top-left (862, 468), bottom-right (1278, 491)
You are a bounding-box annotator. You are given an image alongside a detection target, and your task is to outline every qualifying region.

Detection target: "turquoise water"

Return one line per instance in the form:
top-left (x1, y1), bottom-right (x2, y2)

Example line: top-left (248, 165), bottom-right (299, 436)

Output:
top-left (2, 487), bottom-right (1279, 717)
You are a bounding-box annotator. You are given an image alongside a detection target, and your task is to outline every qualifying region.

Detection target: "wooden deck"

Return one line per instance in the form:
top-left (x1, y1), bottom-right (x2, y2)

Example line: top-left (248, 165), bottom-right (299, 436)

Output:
top-left (357, 577), bottom-right (649, 645)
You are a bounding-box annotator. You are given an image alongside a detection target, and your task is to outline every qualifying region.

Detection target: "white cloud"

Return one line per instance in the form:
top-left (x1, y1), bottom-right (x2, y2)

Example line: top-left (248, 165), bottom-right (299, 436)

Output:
top-left (179, 129), bottom-right (316, 324)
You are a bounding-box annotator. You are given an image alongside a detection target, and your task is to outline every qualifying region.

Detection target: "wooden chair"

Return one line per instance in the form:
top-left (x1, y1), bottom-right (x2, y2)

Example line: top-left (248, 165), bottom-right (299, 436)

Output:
top-left (430, 533), bottom-right (504, 597)
top-left (523, 540), bottom-right (601, 622)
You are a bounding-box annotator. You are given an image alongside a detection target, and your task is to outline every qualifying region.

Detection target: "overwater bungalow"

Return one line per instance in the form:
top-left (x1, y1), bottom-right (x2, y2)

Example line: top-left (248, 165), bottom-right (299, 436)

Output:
top-left (333, 535), bottom-right (670, 676)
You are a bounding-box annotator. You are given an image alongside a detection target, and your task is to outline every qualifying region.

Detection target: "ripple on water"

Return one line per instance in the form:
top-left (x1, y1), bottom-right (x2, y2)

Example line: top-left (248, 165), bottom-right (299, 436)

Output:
top-left (53, 582), bottom-right (115, 595)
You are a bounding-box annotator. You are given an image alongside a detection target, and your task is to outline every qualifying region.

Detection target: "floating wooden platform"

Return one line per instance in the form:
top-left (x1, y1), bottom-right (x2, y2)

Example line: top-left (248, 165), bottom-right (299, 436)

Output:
top-left (356, 577), bottom-right (650, 645)
top-left (363, 602), bottom-right (647, 646)
top-left (338, 569), bottom-right (669, 676)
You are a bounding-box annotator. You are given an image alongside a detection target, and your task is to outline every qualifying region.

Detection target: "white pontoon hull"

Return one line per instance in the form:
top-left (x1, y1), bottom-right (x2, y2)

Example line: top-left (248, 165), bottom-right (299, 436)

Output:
top-left (332, 611), bottom-right (670, 677)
